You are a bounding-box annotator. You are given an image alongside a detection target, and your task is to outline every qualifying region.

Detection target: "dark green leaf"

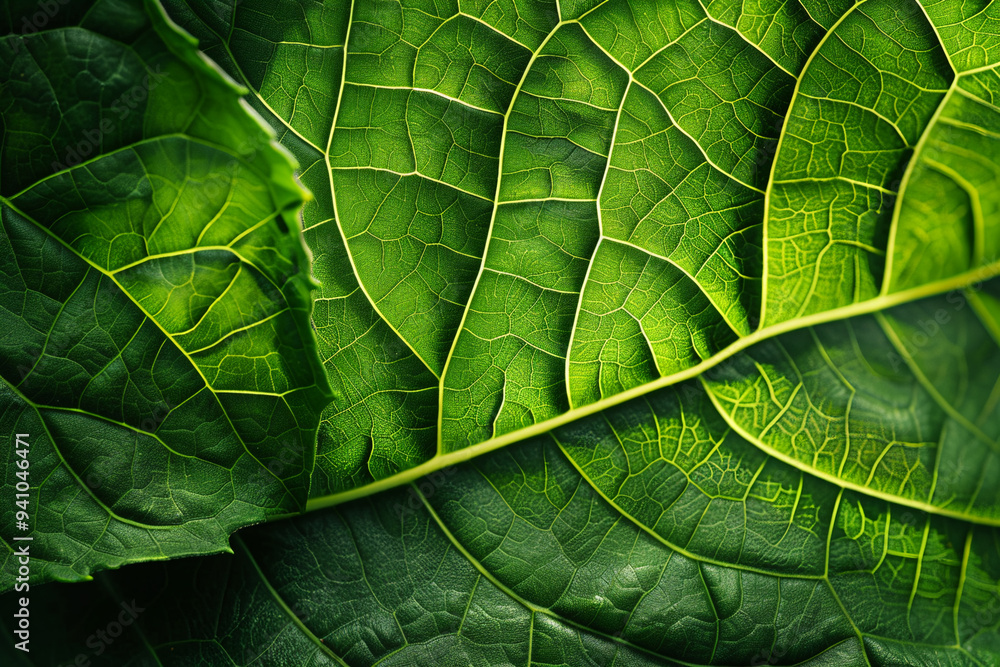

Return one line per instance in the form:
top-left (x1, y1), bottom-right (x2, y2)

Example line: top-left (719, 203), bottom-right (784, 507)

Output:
top-left (0, 0), bottom-right (331, 588)
top-left (8, 368), bottom-right (1000, 664)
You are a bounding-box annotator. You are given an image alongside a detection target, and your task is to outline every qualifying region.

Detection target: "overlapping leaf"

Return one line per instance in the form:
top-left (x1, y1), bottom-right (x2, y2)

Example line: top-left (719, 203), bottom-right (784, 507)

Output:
top-left (5, 0), bottom-right (1000, 664)
top-left (0, 0), bottom-right (330, 587)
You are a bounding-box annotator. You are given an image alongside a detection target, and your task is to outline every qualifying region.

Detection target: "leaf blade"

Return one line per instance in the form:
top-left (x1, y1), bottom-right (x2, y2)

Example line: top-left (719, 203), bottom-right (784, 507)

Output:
top-left (0, 0), bottom-right (330, 588)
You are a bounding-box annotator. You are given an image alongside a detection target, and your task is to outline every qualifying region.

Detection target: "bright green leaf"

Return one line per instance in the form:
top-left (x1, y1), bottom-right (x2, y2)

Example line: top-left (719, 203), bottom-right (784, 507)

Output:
top-left (165, 0), bottom-right (1000, 501)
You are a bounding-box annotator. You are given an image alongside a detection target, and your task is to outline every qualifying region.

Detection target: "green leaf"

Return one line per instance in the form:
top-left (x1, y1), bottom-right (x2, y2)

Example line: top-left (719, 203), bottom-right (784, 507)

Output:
top-left (134, 0), bottom-right (1000, 661)
top-left (0, 0), bottom-right (331, 588)
top-left (8, 0), bottom-right (1000, 663)
top-left (8, 389), bottom-right (1000, 664)
top-left (703, 283), bottom-right (1000, 525)
top-left (164, 0), bottom-right (1000, 498)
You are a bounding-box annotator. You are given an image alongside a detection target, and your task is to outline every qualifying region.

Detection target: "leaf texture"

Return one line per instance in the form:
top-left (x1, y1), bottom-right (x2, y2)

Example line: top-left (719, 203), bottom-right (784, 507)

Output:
top-left (166, 0), bottom-right (1000, 502)
top-left (7, 380), bottom-right (1000, 665)
top-left (0, 0), bottom-right (331, 587)
top-left (5, 0), bottom-right (1000, 663)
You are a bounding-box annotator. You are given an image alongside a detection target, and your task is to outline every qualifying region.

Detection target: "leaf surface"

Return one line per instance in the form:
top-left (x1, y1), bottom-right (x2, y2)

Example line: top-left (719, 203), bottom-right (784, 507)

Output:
top-left (8, 382), bottom-right (1000, 665)
top-left (0, 0), bottom-right (331, 587)
top-left (166, 0), bottom-right (1000, 506)
top-left (7, 0), bottom-right (1000, 662)
top-left (151, 0), bottom-right (1000, 661)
